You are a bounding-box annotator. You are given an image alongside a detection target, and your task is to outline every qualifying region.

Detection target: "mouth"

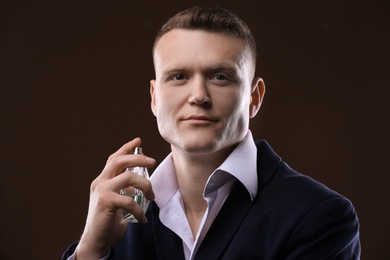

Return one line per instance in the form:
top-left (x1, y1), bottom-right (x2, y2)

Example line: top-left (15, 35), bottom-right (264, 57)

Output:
top-left (183, 115), bottom-right (218, 123)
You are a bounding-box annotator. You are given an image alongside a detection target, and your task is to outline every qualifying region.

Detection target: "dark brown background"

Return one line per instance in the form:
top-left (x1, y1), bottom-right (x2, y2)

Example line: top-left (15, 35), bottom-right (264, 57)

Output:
top-left (1, 0), bottom-right (388, 259)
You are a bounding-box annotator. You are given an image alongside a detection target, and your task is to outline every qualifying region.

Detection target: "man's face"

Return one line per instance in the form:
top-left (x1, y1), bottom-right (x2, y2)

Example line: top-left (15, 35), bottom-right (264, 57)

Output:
top-left (150, 29), bottom-right (263, 155)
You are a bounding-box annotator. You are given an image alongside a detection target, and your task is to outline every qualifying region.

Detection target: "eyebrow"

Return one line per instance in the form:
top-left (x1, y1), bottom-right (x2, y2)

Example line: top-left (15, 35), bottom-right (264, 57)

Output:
top-left (161, 62), bottom-right (239, 77)
top-left (207, 64), bottom-right (238, 74)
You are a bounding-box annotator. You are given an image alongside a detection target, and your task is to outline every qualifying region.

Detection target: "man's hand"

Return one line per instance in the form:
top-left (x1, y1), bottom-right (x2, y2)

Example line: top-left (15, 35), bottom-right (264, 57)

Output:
top-left (76, 137), bottom-right (156, 259)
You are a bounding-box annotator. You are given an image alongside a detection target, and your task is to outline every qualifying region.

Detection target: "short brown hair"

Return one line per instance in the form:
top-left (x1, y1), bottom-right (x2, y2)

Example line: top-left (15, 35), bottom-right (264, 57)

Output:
top-left (153, 6), bottom-right (257, 63)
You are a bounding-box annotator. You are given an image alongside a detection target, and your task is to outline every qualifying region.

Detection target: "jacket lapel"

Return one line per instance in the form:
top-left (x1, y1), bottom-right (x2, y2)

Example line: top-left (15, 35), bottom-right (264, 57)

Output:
top-left (194, 179), bottom-right (254, 259)
top-left (194, 140), bottom-right (281, 259)
top-left (151, 201), bottom-right (186, 259)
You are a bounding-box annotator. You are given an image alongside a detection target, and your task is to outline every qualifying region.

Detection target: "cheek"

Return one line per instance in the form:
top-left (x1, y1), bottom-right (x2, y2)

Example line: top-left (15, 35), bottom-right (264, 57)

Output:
top-left (219, 90), bottom-right (249, 115)
top-left (224, 94), bottom-right (252, 130)
top-left (154, 91), bottom-right (176, 119)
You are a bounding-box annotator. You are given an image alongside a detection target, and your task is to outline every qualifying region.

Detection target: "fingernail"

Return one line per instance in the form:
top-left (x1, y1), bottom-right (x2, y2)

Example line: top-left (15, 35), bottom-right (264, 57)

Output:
top-left (146, 157), bottom-right (155, 163)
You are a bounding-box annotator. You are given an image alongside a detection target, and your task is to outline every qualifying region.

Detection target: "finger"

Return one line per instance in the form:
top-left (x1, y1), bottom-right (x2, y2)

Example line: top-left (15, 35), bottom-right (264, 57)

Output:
top-left (109, 170), bottom-right (155, 200)
top-left (98, 138), bottom-right (142, 179)
top-left (109, 137), bottom-right (142, 159)
top-left (113, 192), bottom-right (148, 224)
top-left (101, 154), bottom-right (156, 179)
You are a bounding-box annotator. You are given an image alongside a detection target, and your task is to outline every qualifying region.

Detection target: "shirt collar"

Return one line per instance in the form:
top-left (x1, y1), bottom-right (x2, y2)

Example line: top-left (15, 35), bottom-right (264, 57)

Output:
top-left (150, 130), bottom-right (258, 208)
top-left (205, 131), bottom-right (258, 200)
top-left (150, 153), bottom-right (177, 209)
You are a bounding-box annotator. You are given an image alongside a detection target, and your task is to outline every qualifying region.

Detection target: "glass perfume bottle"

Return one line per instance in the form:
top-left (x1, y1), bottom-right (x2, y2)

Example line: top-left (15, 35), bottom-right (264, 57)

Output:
top-left (120, 147), bottom-right (150, 223)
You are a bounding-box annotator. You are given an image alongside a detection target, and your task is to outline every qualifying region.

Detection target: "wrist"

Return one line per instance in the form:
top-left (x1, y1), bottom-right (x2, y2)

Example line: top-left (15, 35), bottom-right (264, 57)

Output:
top-left (76, 239), bottom-right (110, 260)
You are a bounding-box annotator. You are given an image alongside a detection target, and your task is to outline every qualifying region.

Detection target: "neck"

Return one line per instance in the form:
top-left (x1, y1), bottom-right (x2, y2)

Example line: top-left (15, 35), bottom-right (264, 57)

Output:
top-left (171, 144), bottom-right (237, 237)
top-left (172, 145), bottom-right (235, 196)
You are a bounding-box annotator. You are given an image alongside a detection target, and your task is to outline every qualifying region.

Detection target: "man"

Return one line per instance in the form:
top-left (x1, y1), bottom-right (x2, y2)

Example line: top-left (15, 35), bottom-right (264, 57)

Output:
top-left (63, 6), bottom-right (360, 259)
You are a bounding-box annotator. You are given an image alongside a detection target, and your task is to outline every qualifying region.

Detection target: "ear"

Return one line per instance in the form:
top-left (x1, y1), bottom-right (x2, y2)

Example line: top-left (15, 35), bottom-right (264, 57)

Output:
top-left (150, 80), bottom-right (157, 117)
top-left (249, 77), bottom-right (265, 118)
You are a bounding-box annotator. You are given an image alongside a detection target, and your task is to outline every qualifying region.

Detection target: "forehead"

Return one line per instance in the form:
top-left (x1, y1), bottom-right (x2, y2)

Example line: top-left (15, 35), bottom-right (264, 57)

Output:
top-left (153, 29), bottom-right (252, 72)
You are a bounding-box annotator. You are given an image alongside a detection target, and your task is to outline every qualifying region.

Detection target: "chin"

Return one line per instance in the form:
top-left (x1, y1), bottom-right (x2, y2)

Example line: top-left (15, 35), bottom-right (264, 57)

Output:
top-left (167, 136), bottom-right (219, 154)
top-left (161, 129), bottom-right (238, 154)
top-left (183, 143), bottom-right (217, 154)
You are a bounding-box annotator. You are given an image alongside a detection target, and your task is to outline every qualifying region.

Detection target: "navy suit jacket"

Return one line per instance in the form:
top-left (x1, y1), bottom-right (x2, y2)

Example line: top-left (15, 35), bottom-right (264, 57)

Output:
top-left (63, 140), bottom-right (360, 259)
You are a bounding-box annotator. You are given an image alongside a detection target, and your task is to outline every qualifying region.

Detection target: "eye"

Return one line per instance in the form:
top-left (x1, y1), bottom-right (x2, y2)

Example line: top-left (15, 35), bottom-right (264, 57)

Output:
top-left (171, 74), bottom-right (186, 81)
top-left (210, 73), bottom-right (231, 86)
top-left (213, 74), bottom-right (227, 81)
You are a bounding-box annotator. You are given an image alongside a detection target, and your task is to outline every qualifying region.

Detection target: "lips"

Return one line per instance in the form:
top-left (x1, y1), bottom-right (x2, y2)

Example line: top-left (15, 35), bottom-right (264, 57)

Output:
top-left (183, 115), bottom-right (218, 122)
top-left (188, 115), bottom-right (212, 120)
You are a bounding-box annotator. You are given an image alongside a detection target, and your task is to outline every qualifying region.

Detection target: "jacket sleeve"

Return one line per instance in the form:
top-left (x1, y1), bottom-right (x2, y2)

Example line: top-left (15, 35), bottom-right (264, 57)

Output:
top-left (61, 242), bottom-right (114, 260)
top-left (284, 196), bottom-right (361, 259)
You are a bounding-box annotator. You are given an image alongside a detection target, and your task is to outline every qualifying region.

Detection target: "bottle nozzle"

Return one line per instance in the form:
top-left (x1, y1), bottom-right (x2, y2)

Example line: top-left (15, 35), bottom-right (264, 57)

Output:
top-left (134, 147), bottom-right (142, 155)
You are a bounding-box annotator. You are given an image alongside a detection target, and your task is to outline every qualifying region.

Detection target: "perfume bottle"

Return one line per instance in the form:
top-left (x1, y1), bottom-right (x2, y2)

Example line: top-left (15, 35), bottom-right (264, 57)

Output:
top-left (120, 147), bottom-right (150, 223)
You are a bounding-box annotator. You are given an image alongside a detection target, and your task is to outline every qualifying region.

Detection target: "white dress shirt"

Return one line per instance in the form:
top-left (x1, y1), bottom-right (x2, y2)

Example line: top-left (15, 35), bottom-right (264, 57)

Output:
top-left (151, 130), bottom-right (258, 259)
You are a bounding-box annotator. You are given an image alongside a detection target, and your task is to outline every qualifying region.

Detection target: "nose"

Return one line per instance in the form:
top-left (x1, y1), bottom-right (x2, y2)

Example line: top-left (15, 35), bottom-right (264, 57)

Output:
top-left (188, 78), bottom-right (211, 105)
